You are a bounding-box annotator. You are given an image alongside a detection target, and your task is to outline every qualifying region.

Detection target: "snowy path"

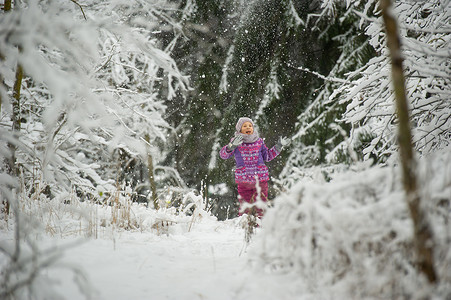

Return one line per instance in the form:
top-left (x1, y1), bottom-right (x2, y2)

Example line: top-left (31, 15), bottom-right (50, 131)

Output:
top-left (49, 218), bottom-right (303, 300)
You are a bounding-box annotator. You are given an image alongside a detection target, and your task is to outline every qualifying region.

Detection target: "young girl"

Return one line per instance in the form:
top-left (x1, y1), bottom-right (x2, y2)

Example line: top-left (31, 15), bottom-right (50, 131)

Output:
top-left (219, 117), bottom-right (290, 217)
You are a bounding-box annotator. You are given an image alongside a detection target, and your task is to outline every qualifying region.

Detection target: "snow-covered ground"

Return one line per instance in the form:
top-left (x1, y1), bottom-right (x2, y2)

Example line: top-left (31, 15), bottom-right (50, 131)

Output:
top-left (29, 217), bottom-right (303, 300)
top-left (0, 185), bottom-right (305, 300)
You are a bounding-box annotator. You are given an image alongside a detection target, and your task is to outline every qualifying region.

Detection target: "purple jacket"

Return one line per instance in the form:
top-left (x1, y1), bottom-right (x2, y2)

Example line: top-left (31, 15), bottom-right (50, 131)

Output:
top-left (220, 138), bottom-right (280, 184)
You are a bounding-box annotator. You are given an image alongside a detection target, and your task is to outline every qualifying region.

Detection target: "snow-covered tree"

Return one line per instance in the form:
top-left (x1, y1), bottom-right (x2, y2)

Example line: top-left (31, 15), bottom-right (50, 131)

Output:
top-left (279, 0), bottom-right (450, 188)
top-left (336, 0), bottom-right (450, 160)
top-left (0, 0), bottom-right (190, 203)
top-left (277, 0), bottom-right (377, 188)
top-left (0, 0), bottom-right (189, 297)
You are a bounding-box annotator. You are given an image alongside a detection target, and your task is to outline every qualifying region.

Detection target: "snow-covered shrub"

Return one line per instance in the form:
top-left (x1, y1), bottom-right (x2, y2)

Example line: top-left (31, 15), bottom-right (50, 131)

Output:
top-left (0, 192), bottom-right (93, 300)
top-left (0, 235), bottom-right (91, 300)
top-left (251, 147), bottom-right (451, 299)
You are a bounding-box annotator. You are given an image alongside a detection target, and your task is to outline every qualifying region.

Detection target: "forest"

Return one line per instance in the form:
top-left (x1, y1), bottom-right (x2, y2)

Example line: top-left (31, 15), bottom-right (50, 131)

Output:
top-left (1, 0), bottom-right (450, 299)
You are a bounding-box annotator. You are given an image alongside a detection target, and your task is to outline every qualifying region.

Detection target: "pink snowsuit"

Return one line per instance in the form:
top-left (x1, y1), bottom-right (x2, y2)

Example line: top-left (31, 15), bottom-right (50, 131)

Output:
top-left (220, 138), bottom-right (280, 217)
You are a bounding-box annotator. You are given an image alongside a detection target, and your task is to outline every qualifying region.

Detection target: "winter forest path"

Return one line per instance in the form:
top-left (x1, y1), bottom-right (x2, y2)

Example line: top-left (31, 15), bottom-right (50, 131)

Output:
top-left (49, 218), bottom-right (302, 300)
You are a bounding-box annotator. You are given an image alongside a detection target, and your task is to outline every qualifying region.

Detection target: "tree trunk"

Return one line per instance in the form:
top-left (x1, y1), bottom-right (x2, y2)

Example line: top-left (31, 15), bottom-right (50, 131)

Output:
top-left (4, 0), bottom-right (12, 11)
top-left (3, 63), bottom-right (23, 217)
top-left (144, 134), bottom-right (159, 210)
top-left (0, 56), bottom-right (4, 113)
top-left (7, 62), bottom-right (23, 173)
top-left (380, 0), bottom-right (437, 284)
top-left (3, 0), bottom-right (21, 216)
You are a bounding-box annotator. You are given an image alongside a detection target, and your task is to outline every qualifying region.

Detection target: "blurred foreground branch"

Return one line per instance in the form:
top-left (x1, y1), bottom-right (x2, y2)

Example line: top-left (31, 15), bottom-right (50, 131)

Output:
top-left (380, 0), bottom-right (437, 284)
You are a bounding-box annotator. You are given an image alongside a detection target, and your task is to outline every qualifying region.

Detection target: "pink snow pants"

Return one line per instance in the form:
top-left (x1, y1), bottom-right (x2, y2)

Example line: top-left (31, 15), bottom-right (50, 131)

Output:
top-left (237, 181), bottom-right (268, 217)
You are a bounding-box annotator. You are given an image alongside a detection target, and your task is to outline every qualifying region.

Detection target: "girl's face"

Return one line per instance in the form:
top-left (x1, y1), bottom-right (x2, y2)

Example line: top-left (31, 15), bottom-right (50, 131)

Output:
top-left (240, 122), bottom-right (254, 135)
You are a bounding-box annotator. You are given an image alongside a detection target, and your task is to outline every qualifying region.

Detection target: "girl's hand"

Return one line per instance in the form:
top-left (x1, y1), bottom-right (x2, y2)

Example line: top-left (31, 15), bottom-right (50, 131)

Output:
top-left (227, 135), bottom-right (243, 151)
top-left (276, 136), bottom-right (291, 151)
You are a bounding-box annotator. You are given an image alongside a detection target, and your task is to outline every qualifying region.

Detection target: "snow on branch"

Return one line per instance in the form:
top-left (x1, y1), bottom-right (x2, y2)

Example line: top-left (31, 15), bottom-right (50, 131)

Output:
top-left (336, 0), bottom-right (450, 158)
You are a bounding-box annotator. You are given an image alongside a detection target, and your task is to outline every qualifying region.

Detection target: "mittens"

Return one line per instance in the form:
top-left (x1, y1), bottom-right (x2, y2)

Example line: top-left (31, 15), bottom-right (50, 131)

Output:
top-left (275, 136), bottom-right (291, 152)
top-left (227, 135), bottom-right (244, 151)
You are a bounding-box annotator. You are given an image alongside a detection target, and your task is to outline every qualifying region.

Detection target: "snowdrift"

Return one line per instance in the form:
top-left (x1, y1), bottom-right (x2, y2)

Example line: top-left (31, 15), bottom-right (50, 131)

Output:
top-left (251, 147), bottom-right (451, 299)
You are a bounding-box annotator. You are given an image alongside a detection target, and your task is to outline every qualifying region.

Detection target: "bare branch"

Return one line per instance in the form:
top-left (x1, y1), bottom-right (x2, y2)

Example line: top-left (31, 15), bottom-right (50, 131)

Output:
top-left (70, 0), bottom-right (87, 20)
